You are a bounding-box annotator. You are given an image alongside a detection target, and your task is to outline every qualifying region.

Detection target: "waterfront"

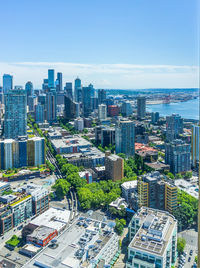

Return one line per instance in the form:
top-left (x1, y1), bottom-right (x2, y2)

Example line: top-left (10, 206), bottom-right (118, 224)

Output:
top-left (147, 98), bottom-right (199, 120)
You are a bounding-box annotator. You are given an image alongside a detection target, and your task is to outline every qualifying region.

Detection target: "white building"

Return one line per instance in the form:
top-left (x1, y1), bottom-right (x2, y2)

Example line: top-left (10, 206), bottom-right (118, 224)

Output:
top-left (4, 139), bottom-right (14, 169)
top-left (74, 118), bottom-right (84, 132)
top-left (98, 104), bottom-right (107, 120)
top-left (121, 180), bottom-right (137, 203)
top-left (126, 207), bottom-right (177, 268)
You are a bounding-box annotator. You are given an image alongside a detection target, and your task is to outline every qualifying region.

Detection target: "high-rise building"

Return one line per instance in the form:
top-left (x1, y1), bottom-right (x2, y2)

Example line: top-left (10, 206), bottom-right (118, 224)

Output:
top-left (74, 118), bottom-right (84, 132)
top-left (42, 79), bottom-right (49, 91)
top-left (64, 96), bottom-right (77, 120)
top-left (55, 72), bottom-right (62, 92)
top-left (46, 89), bottom-right (57, 124)
top-left (28, 95), bottom-right (38, 112)
top-left (107, 105), bottom-right (120, 117)
top-left (105, 151), bottom-right (124, 181)
top-left (165, 139), bottom-right (191, 174)
top-left (4, 89), bottom-right (27, 139)
top-left (166, 114), bottom-right (183, 142)
top-left (0, 137), bottom-right (45, 170)
top-left (137, 171), bottom-right (177, 214)
top-left (48, 69), bottom-right (55, 89)
top-left (35, 104), bottom-right (45, 123)
top-left (27, 137), bottom-right (45, 167)
top-left (64, 82), bottom-right (73, 100)
top-left (101, 127), bottom-right (115, 147)
top-left (151, 112), bottom-right (159, 124)
top-left (121, 101), bottom-right (133, 117)
top-left (82, 85), bottom-right (92, 117)
top-left (191, 124), bottom-right (200, 167)
top-left (137, 96), bottom-right (146, 120)
top-left (25, 81), bottom-right (33, 98)
top-left (74, 77), bottom-right (82, 103)
top-left (98, 89), bottom-right (106, 104)
top-left (127, 207), bottom-right (177, 268)
top-left (98, 104), bottom-right (107, 120)
top-left (3, 74), bottom-right (13, 94)
top-left (115, 120), bottom-right (135, 157)
top-left (38, 94), bottom-right (46, 107)
top-left (11, 195), bottom-right (33, 228)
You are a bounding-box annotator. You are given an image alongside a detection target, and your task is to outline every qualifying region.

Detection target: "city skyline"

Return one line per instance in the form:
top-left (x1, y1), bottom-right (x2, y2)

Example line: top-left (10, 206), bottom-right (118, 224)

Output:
top-left (0, 0), bottom-right (199, 89)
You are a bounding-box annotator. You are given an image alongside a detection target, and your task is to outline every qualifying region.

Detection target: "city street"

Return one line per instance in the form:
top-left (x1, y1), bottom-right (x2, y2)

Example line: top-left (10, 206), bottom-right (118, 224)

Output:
top-left (178, 229), bottom-right (197, 268)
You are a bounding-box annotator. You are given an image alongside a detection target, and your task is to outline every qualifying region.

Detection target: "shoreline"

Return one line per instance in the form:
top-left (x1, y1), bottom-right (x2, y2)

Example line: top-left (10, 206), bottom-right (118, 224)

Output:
top-left (147, 98), bottom-right (198, 105)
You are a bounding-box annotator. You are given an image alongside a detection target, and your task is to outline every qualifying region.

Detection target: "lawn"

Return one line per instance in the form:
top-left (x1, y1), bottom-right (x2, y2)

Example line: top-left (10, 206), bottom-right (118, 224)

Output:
top-left (6, 235), bottom-right (21, 247)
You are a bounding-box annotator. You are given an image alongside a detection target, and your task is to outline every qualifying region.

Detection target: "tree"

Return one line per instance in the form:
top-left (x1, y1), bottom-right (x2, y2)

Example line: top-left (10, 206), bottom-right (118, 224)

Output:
top-left (52, 179), bottom-right (70, 199)
top-left (67, 173), bottom-right (87, 189)
top-left (115, 218), bottom-right (126, 235)
top-left (167, 172), bottom-right (175, 180)
top-left (185, 171), bottom-right (192, 179)
top-left (176, 173), bottom-right (182, 179)
top-left (177, 237), bottom-right (186, 255)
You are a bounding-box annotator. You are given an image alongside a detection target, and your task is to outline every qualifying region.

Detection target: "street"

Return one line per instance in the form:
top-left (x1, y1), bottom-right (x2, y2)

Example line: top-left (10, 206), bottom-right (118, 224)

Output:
top-left (178, 229), bottom-right (197, 268)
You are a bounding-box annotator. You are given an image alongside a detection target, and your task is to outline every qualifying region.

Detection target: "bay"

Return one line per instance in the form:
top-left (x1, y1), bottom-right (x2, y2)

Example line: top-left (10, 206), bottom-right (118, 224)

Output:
top-left (147, 98), bottom-right (199, 120)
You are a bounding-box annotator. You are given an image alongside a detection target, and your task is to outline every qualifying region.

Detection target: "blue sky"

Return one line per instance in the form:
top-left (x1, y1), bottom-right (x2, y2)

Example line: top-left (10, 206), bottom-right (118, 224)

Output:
top-left (0, 0), bottom-right (199, 88)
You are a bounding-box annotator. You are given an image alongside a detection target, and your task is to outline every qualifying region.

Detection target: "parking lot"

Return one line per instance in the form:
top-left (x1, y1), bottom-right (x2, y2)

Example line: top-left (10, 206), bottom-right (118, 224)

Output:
top-left (178, 229), bottom-right (197, 268)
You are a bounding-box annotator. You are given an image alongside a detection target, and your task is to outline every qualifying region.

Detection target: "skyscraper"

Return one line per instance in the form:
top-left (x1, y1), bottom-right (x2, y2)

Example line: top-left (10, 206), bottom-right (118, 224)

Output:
top-left (28, 95), bottom-right (37, 112)
top-left (55, 72), bottom-right (62, 92)
top-left (64, 96), bottom-right (76, 120)
top-left (48, 69), bottom-right (55, 89)
top-left (165, 139), bottom-right (191, 174)
top-left (25, 81), bottom-right (33, 98)
top-left (98, 104), bottom-right (107, 120)
top-left (74, 77), bottom-right (82, 102)
top-left (191, 124), bottom-right (200, 167)
top-left (4, 89), bottom-right (27, 139)
top-left (3, 74), bottom-right (13, 94)
top-left (46, 89), bottom-right (57, 124)
top-left (166, 114), bottom-right (183, 142)
top-left (137, 96), bottom-right (146, 120)
top-left (64, 82), bottom-right (73, 100)
top-left (82, 85), bottom-right (92, 117)
top-left (35, 104), bottom-right (45, 123)
top-left (115, 120), bottom-right (135, 157)
top-left (121, 101), bottom-right (133, 117)
top-left (42, 79), bottom-right (49, 91)
top-left (98, 89), bottom-right (106, 104)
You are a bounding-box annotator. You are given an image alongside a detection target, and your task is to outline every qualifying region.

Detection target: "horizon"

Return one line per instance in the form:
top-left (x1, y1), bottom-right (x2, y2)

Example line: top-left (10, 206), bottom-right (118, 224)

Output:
top-left (0, 0), bottom-right (199, 89)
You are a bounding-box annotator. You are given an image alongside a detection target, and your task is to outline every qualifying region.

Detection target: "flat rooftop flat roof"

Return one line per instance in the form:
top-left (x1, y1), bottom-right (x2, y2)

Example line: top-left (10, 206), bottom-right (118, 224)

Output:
top-left (129, 207), bottom-right (177, 257)
top-left (30, 207), bottom-right (70, 232)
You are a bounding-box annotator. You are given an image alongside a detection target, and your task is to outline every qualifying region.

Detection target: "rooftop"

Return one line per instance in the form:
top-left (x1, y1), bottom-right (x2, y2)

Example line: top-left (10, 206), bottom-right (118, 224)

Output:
top-left (129, 207), bottom-right (177, 256)
top-left (30, 207), bottom-right (70, 232)
top-left (28, 225), bottom-right (56, 241)
top-left (121, 180), bottom-right (137, 190)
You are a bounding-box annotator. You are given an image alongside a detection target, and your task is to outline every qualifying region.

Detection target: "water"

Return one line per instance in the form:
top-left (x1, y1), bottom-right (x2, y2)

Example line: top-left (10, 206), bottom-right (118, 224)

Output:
top-left (147, 98), bottom-right (199, 120)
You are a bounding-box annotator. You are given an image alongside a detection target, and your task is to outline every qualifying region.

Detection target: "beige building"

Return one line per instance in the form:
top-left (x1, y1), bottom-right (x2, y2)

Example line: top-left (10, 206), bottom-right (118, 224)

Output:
top-left (105, 151), bottom-right (124, 181)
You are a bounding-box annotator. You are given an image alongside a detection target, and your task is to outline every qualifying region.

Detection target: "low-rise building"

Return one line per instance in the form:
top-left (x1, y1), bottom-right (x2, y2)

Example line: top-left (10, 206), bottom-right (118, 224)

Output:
top-left (126, 207), bottom-right (177, 268)
top-left (121, 181), bottom-right (137, 203)
top-left (27, 225), bottom-right (58, 247)
top-left (0, 181), bottom-right (10, 194)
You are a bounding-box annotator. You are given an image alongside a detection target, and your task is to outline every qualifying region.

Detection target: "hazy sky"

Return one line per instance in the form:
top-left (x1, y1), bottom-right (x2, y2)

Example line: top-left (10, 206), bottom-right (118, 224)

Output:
top-left (0, 0), bottom-right (199, 89)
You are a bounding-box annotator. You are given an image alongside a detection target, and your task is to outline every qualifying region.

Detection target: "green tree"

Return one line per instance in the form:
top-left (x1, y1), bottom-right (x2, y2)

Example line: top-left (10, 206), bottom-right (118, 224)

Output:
top-left (177, 237), bottom-right (186, 254)
top-left (114, 218), bottom-right (126, 235)
top-left (52, 179), bottom-right (70, 199)
top-left (176, 173), bottom-right (182, 179)
top-left (185, 171), bottom-right (192, 179)
top-left (167, 172), bottom-right (175, 180)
